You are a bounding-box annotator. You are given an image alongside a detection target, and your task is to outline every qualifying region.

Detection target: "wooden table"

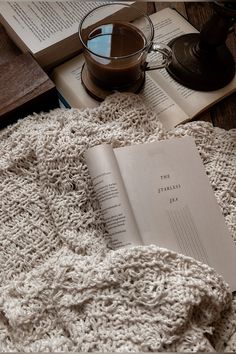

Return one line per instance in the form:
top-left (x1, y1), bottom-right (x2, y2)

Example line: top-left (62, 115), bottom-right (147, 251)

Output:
top-left (0, 2), bottom-right (236, 130)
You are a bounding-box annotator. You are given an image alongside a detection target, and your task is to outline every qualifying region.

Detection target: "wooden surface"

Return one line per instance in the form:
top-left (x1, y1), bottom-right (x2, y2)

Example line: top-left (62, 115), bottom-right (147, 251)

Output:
top-left (0, 27), bottom-right (59, 128)
top-left (0, 52), bottom-right (59, 128)
top-left (0, 25), bottom-right (21, 65)
top-left (0, 2), bottom-right (236, 130)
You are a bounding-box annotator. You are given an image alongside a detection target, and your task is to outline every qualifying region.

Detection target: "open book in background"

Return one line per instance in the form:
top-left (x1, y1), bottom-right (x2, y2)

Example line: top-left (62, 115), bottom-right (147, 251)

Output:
top-left (51, 7), bottom-right (236, 130)
top-left (0, 1), bottom-right (146, 70)
top-left (85, 136), bottom-right (236, 292)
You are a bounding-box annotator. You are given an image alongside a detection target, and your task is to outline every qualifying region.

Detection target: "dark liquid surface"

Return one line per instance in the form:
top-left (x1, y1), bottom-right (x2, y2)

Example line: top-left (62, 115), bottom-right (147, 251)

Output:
top-left (86, 22), bottom-right (146, 57)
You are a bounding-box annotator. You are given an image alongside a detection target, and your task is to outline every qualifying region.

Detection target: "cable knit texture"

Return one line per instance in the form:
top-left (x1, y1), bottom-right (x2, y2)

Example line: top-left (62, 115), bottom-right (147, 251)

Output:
top-left (0, 93), bottom-right (235, 352)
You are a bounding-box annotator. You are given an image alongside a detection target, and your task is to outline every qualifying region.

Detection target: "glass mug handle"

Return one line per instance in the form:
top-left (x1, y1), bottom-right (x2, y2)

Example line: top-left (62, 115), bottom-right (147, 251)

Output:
top-left (145, 42), bottom-right (172, 70)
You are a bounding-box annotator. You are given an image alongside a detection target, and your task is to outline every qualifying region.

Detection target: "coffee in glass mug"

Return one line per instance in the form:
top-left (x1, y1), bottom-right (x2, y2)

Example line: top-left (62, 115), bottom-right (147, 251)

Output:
top-left (79, 3), bottom-right (172, 99)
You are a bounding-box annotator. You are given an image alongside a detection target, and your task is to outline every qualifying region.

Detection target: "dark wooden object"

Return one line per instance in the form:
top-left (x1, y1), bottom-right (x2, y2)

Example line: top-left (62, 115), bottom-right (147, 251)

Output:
top-left (0, 26), bottom-right (59, 128)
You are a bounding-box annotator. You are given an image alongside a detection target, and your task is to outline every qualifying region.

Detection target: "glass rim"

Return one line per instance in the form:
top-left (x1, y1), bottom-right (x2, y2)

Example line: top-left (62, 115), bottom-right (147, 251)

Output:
top-left (78, 2), bottom-right (154, 60)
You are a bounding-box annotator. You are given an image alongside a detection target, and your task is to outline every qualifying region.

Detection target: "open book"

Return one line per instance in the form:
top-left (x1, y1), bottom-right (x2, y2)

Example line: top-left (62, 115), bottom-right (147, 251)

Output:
top-left (51, 7), bottom-right (236, 130)
top-left (85, 137), bottom-right (236, 291)
top-left (0, 1), bottom-right (146, 70)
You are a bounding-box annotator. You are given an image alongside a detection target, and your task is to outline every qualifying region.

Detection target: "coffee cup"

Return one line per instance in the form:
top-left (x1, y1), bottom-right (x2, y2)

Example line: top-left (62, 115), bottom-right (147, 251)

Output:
top-left (78, 3), bottom-right (172, 99)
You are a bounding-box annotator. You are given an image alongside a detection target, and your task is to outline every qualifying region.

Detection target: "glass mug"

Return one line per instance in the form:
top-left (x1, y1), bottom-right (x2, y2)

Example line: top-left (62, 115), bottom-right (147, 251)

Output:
top-left (78, 3), bottom-right (172, 97)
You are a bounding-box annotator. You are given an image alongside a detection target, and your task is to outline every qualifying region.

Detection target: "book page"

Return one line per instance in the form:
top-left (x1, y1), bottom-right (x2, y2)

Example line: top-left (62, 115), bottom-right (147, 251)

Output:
top-left (85, 144), bottom-right (143, 250)
top-left (148, 8), bottom-right (236, 119)
top-left (0, 1), bottom-right (120, 53)
top-left (113, 137), bottom-right (236, 291)
top-left (51, 55), bottom-right (99, 109)
top-left (151, 66), bottom-right (236, 120)
top-left (0, 1), bottom-right (144, 54)
top-left (140, 73), bottom-right (189, 130)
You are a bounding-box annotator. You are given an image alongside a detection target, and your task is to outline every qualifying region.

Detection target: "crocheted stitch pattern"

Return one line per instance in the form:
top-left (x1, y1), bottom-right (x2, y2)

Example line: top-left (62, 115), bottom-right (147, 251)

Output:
top-left (0, 93), bottom-right (235, 352)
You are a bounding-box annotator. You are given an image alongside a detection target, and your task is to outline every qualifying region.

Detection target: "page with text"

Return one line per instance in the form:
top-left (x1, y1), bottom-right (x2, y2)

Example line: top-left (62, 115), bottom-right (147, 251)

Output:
top-left (113, 137), bottom-right (236, 291)
top-left (151, 67), bottom-right (236, 119)
top-left (140, 73), bottom-right (189, 130)
top-left (85, 144), bottom-right (143, 250)
top-left (0, 1), bottom-right (113, 53)
top-left (147, 8), bottom-right (236, 119)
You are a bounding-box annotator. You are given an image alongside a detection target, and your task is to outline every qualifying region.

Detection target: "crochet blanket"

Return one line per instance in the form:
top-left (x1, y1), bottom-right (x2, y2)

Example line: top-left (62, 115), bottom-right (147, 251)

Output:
top-left (0, 93), bottom-right (235, 352)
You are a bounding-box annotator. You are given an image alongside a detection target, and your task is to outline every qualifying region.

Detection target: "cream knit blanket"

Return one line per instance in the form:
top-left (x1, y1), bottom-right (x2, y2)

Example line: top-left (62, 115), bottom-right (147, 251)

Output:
top-left (0, 93), bottom-right (235, 352)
